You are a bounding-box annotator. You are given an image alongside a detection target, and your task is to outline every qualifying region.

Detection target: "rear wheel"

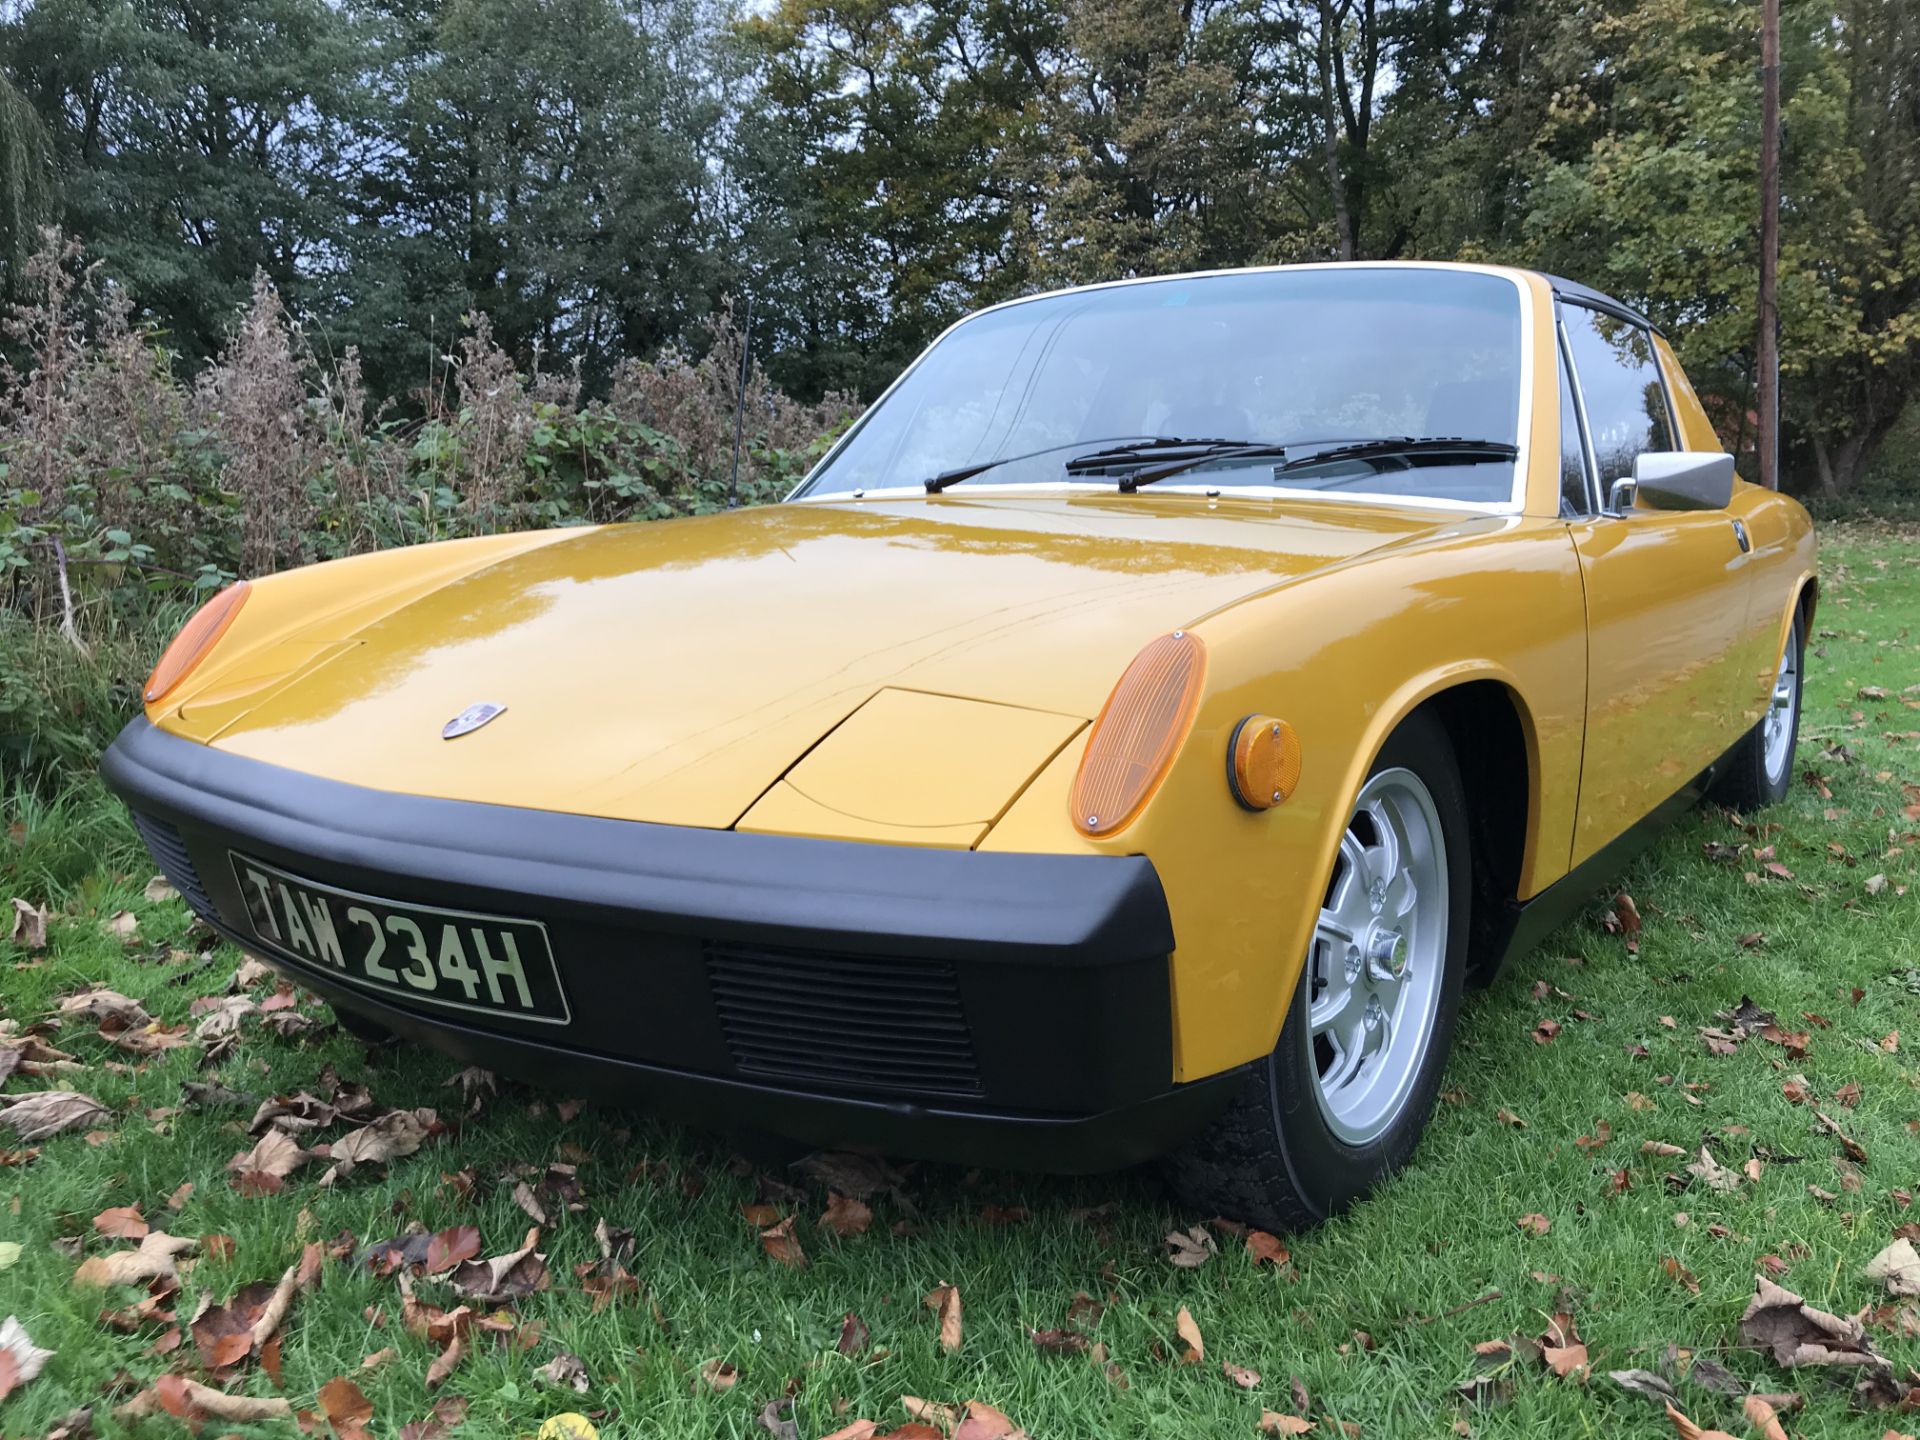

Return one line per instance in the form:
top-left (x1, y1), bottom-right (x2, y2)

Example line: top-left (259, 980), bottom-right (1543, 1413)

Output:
top-left (1163, 711), bottom-right (1470, 1231)
top-left (1708, 610), bottom-right (1803, 813)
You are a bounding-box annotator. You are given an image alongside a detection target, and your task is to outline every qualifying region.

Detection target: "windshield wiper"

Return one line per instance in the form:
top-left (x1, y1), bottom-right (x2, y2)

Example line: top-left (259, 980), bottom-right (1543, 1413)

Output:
top-left (921, 434), bottom-right (1175, 493)
top-left (1107, 440), bottom-right (1295, 492)
top-left (1061, 437), bottom-right (1259, 474)
top-left (1271, 436), bottom-right (1518, 475)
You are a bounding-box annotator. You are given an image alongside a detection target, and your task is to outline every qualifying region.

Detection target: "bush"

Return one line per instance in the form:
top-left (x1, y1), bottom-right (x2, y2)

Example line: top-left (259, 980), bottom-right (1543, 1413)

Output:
top-left (0, 231), bottom-right (860, 798)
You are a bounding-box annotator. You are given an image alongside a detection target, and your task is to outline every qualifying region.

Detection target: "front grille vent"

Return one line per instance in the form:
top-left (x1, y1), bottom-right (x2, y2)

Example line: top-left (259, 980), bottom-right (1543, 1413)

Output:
top-left (131, 813), bottom-right (216, 922)
top-left (704, 940), bottom-right (984, 1099)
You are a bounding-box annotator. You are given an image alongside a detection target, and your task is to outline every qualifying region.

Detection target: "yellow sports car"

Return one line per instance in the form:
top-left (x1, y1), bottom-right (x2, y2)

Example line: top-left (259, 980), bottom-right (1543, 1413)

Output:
top-left (104, 262), bottom-right (1815, 1230)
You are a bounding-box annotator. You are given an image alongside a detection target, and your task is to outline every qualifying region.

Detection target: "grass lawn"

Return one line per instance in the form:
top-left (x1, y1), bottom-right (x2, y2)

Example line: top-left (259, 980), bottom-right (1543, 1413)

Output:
top-left (2, 521), bottom-right (1917, 1440)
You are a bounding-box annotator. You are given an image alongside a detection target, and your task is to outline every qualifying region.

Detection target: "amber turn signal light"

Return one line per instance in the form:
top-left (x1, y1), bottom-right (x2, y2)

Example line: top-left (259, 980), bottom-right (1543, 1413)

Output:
top-left (144, 580), bottom-right (251, 704)
top-left (1227, 713), bottom-right (1301, 810)
top-left (1072, 630), bottom-right (1207, 837)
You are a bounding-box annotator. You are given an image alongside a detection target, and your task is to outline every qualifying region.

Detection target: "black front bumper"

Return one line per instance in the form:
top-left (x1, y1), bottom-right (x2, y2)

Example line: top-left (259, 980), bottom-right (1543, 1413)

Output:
top-left (102, 719), bottom-right (1234, 1171)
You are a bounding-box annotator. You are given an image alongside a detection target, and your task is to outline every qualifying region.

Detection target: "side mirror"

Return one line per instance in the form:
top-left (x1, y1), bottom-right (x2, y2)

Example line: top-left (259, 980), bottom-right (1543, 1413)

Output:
top-left (1629, 451), bottom-right (1736, 512)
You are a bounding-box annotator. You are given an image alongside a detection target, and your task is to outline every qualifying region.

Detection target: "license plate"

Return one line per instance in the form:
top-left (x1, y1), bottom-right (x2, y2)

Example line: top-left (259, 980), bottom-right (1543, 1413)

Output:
top-left (227, 853), bottom-right (569, 1025)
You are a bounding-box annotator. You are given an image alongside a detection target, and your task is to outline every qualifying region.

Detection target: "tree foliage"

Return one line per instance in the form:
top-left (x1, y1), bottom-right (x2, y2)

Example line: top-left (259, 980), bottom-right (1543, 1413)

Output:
top-left (1, 0), bottom-right (1916, 492)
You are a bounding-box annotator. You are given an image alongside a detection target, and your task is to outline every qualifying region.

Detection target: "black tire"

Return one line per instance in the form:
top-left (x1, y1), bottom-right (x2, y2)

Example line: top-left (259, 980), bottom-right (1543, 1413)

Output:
top-left (1708, 610), bottom-right (1803, 814)
top-left (1162, 709), bottom-right (1471, 1232)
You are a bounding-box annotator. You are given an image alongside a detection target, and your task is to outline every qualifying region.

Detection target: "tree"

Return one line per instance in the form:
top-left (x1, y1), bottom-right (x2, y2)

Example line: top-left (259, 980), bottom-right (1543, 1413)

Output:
top-left (0, 73), bottom-right (56, 293)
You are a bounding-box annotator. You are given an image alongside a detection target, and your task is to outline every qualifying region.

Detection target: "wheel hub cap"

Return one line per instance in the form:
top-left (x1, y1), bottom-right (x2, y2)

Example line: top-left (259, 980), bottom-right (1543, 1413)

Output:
top-left (1305, 768), bottom-right (1449, 1146)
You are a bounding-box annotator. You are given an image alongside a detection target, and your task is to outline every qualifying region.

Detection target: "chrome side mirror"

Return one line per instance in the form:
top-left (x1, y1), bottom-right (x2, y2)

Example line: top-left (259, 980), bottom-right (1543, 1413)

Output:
top-left (1606, 477), bottom-right (1637, 515)
top-left (1630, 451), bottom-right (1736, 511)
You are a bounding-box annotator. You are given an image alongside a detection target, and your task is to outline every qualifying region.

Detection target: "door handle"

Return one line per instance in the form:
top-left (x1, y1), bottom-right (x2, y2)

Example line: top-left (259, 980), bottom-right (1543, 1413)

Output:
top-left (1730, 519), bottom-right (1752, 553)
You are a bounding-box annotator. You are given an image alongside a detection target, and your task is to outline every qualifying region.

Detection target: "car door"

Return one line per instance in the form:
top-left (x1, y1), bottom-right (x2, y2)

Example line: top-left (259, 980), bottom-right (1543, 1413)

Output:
top-left (1559, 302), bottom-right (1753, 868)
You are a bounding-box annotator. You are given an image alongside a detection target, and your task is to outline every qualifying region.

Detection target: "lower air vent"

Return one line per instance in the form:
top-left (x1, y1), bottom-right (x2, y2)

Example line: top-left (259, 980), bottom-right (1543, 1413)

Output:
top-left (131, 813), bottom-right (216, 922)
top-left (705, 940), bottom-right (984, 1099)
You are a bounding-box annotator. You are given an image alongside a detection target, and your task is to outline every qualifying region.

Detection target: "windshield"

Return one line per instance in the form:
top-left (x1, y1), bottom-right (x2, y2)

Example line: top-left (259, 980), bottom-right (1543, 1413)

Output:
top-left (795, 268), bottom-right (1526, 506)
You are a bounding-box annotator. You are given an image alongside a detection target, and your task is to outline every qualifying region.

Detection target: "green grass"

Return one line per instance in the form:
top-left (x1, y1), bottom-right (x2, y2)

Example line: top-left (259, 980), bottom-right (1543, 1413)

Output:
top-left (2, 522), bottom-right (1917, 1440)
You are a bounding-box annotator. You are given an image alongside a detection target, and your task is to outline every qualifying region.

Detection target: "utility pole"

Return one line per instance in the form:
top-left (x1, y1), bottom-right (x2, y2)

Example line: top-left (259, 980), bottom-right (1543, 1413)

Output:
top-left (1757, 0), bottom-right (1781, 490)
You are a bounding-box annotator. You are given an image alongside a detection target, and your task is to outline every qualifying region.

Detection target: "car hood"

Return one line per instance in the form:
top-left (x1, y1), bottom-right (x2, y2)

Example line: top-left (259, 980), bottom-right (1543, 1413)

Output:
top-left (190, 494), bottom-right (1448, 830)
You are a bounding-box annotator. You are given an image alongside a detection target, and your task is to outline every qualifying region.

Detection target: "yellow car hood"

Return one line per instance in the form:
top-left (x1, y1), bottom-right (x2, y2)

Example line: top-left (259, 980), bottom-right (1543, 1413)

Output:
top-left (193, 494), bottom-right (1445, 829)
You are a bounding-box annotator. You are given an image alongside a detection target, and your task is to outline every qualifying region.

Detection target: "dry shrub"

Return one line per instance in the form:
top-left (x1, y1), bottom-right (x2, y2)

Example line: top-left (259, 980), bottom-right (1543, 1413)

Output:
top-left (193, 271), bottom-right (323, 574)
top-left (446, 311), bottom-right (536, 514)
top-left (1, 228), bottom-right (93, 520)
top-left (609, 299), bottom-right (857, 493)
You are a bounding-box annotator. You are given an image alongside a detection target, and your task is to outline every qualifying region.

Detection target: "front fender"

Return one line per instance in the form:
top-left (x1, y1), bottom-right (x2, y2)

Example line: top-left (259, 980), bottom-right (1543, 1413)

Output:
top-left (985, 514), bottom-right (1587, 1082)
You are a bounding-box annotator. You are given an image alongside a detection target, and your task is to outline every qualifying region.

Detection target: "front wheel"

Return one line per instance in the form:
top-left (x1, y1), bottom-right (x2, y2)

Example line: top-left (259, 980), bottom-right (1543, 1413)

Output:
top-left (1163, 711), bottom-right (1470, 1232)
top-left (1708, 610), bottom-right (1803, 813)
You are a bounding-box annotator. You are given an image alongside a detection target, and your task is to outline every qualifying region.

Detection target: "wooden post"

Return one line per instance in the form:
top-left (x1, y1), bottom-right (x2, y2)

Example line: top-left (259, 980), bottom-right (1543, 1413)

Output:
top-left (1757, 0), bottom-right (1781, 490)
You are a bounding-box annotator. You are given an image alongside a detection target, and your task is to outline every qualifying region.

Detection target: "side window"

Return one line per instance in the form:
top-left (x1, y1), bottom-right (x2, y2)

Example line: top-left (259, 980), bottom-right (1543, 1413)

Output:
top-left (1560, 305), bottom-right (1676, 488)
top-left (1557, 330), bottom-right (1593, 516)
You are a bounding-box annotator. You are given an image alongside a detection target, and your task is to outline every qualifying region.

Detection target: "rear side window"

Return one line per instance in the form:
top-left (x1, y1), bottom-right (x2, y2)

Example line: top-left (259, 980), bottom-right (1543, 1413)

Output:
top-left (1561, 305), bottom-right (1675, 487)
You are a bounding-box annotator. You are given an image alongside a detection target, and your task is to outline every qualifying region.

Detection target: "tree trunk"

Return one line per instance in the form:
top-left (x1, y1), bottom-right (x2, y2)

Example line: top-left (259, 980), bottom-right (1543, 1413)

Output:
top-left (1315, 0), bottom-right (1354, 261)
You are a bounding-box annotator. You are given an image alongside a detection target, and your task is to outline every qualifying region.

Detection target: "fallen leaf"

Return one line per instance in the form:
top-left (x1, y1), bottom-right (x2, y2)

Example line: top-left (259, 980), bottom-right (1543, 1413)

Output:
top-left (1259, 1414), bottom-right (1315, 1436)
top-left (227, 1128), bottom-right (311, 1192)
top-left (759, 1216), bottom-right (807, 1269)
top-left (1642, 1141), bottom-right (1686, 1157)
top-left (449, 1226), bottom-right (548, 1303)
top-left (1533, 1019), bottom-right (1562, 1045)
top-left (424, 1225), bottom-right (481, 1276)
top-left (1175, 1305), bottom-right (1204, 1364)
top-left (837, 1310), bottom-right (870, 1357)
top-left (533, 1352), bottom-right (588, 1392)
top-left (72, 1230), bottom-right (197, 1288)
top-left (953, 1400), bottom-right (1026, 1440)
top-left (1030, 1327), bottom-right (1089, 1355)
top-left (320, 1108), bottom-right (436, 1185)
top-left (820, 1192), bottom-right (872, 1237)
top-left (1167, 1225), bottom-right (1218, 1267)
top-left (1865, 1239), bottom-right (1920, 1298)
top-left (93, 1205), bottom-right (148, 1240)
top-left (1664, 1400), bottom-right (1739, 1440)
top-left (925, 1283), bottom-right (963, 1353)
top-left (7, 899), bottom-right (48, 950)
top-left (818, 1424), bottom-right (878, 1440)
top-left (1662, 1256), bottom-right (1701, 1294)
top-left (1224, 1359), bottom-right (1262, 1388)
top-left (1739, 1273), bottom-right (1893, 1378)
top-left (104, 910), bottom-right (139, 939)
top-left (1685, 1148), bottom-right (1744, 1193)
top-left (698, 1358), bottom-right (738, 1391)
top-left (1610, 1369), bottom-right (1679, 1405)
top-left (0, 1090), bottom-right (111, 1141)
top-left (1742, 1396), bottom-right (1790, 1440)
top-left (116, 1375), bottom-right (293, 1425)
top-left (1247, 1230), bottom-right (1290, 1267)
top-left (1880, 1031), bottom-right (1900, 1053)
top-left (0, 1315), bottom-right (52, 1399)
top-left (319, 1374), bottom-right (376, 1438)
top-left (1495, 1107), bottom-right (1526, 1128)
top-left (1517, 1213), bottom-right (1551, 1237)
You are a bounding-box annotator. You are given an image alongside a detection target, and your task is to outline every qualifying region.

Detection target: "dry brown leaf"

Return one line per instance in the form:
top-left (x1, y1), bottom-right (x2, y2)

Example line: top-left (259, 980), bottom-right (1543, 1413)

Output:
top-left (837, 1310), bottom-right (870, 1357)
top-left (819, 1423), bottom-right (879, 1440)
top-left (1685, 1147), bottom-right (1743, 1193)
top-left (1865, 1239), bottom-right (1920, 1298)
top-left (1247, 1230), bottom-right (1290, 1267)
top-left (1742, 1396), bottom-right (1790, 1440)
top-left (426, 1331), bottom-right (467, 1390)
top-left (820, 1191), bottom-right (873, 1237)
top-left (925, 1283), bottom-right (963, 1353)
top-left (116, 1374), bottom-right (294, 1425)
top-left (362, 1347), bottom-right (397, 1371)
top-left (93, 1205), bottom-right (148, 1239)
top-left (1224, 1359), bottom-right (1262, 1389)
top-left (1175, 1305), bottom-right (1204, 1365)
top-left (424, 1224), bottom-right (481, 1276)
top-left (1663, 1401), bottom-right (1739, 1440)
top-left (227, 1127), bottom-right (311, 1190)
top-left (699, 1357), bottom-right (739, 1391)
top-left (72, 1230), bottom-right (196, 1288)
top-left (319, 1374), bottom-right (376, 1438)
top-left (1495, 1107), bottom-right (1526, 1128)
top-left (448, 1226), bottom-right (547, 1302)
top-left (953, 1399), bottom-right (1028, 1440)
top-left (8, 899), bottom-right (48, 951)
top-left (0, 1315), bottom-right (52, 1400)
top-left (0, 1089), bottom-right (110, 1140)
top-left (1740, 1273), bottom-right (1892, 1376)
top-left (759, 1216), bottom-right (807, 1269)
top-left (1516, 1213), bottom-right (1551, 1237)
top-left (1260, 1415), bottom-right (1315, 1436)
top-left (104, 910), bottom-right (139, 939)
top-left (320, 1107), bottom-right (436, 1185)
top-left (1167, 1224), bottom-right (1218, 1267)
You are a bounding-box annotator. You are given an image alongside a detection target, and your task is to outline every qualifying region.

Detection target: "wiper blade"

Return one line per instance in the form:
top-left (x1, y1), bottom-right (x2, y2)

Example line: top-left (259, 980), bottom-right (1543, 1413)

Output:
top-left (1271, 436), bottom-right (1518, 475)
top-left (1061, 437), bottom-right (1258, 474)
top-left (921, 434), bottom-right (1173, 493)
top-left (1114, 441), bottom-right (1294, 492)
